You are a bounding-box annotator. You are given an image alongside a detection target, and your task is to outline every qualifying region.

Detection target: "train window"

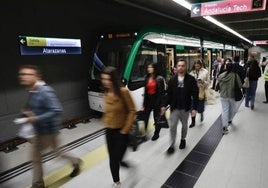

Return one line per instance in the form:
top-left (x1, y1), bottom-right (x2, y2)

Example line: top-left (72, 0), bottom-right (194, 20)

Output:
top-left (130, 41), bottom-right (158, 82)
top-left (90, 39), bottom-right (132, 81)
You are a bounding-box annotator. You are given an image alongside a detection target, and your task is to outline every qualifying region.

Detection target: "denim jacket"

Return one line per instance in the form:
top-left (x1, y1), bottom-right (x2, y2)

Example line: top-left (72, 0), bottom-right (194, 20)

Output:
top-left (28, 83), bottom-right (63, 135)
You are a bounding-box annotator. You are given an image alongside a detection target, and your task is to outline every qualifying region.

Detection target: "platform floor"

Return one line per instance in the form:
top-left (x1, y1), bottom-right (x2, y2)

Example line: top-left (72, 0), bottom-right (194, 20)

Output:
top-left (1, 76), bottom-right (268, 188)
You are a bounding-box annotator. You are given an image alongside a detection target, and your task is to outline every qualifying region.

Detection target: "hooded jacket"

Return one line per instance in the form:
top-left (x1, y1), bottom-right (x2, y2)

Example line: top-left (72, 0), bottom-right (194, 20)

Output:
top-left (218, 71), bottom-right (242, 98)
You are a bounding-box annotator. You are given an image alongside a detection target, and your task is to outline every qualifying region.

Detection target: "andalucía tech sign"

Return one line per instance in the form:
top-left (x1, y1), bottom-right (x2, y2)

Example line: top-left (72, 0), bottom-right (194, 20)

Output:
top-left (191, 0), bottom-right (267, 17)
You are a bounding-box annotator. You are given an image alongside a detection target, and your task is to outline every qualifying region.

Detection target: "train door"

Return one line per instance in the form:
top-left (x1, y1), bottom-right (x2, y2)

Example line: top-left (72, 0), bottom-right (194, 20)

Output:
top-left (127, 39), bottom-right (166, 110)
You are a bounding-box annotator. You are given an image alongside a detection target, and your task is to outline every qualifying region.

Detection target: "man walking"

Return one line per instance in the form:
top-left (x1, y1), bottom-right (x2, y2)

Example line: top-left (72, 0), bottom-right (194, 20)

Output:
top-left (162, 59), bottom-right (199, 154)
top-left (18, 65), bottom-right (81, 188)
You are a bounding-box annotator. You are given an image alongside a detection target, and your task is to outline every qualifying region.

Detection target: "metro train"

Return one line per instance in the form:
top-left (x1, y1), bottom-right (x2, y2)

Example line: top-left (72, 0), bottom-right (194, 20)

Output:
top-left (88, 28), bottom-right (244, 113)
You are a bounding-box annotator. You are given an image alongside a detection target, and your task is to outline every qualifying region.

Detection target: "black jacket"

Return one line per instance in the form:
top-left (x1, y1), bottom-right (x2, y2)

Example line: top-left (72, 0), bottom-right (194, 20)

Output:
top-left (164, 73), bottom-right (199, 111)
top-left (143, 75), bottom-right (166, 108)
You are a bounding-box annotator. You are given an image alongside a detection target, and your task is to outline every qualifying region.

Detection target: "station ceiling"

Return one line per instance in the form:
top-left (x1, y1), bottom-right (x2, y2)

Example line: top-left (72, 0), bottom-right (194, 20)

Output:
top-left (105, 0), bottom-right (268, 48)
top-left (2, 0), bottom-right (267, 48)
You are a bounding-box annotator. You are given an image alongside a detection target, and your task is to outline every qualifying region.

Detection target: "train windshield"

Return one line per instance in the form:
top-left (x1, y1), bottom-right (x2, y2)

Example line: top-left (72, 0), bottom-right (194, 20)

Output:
top-left (90, 38), bottom-right (133, 80)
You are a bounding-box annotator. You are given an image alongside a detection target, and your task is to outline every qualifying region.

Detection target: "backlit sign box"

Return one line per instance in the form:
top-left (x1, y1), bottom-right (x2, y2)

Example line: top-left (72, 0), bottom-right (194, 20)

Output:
top-left (253, 40), bottom-right (268, 45)
top-left (19, 36), bottom-right (82, 55)
top-left (191, 0), bottom-right (267, 17)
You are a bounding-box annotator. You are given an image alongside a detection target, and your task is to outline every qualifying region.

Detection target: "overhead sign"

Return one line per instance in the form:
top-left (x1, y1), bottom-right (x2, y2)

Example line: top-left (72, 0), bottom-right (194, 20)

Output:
top-left (19, 36), bottom-right (82, 55)
top-left (253, 40), bottom-right (268, 45)
top-left (191, 0), bottom-right (267, 17)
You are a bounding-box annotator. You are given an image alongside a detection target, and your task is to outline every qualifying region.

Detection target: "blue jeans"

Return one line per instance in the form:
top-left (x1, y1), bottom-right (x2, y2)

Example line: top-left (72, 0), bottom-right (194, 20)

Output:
top-left (220, 97), bottom-right (236, 128)
top-left (245, 81), bottom-right (258, 107)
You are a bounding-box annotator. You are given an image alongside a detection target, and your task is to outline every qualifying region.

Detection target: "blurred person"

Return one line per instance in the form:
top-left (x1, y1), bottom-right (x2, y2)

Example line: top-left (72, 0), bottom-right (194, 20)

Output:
top-left (233, 55), bottom-right (245, 83)
top-left (233, 55), bottom-right (246, 95)
top-left (101, 66), bottom-right (136, 188)
top-left (212, 57), bottom-right (221, 90)
top-left (142, 63), bottom-right (166, 141)
top-left (162, 59), bottom-right (199, 154)
top-left (263, 65), bottom-right (268, 103)
top-left (218, 63), bottom-right (242, 134)
top-left (244, 59), bottom-right (262, 109)
top-left (198, 58), bottom-right (207, 69)
top-left (215, 58), bottom-right (231, 92)
top-left (18, 65), bottom-right (81, 188)
top-left (189, 60), bottom-right (210, 128)
top-left (261, 57), bottom-right (267, 74)
top-left (172, 66), bottom-right (177, 76)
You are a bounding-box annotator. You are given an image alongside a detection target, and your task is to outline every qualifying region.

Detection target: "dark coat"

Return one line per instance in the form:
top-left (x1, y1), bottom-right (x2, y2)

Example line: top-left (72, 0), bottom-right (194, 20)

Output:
top-left (164, 73), bottom-right (199, 111)
top-left (143, 75), bottom-right (166, 108)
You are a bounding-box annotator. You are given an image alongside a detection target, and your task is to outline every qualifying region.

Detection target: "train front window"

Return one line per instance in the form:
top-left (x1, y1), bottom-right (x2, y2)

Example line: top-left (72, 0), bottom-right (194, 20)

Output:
top-left (130, 40), bottom-right (158, 82)
top-left (90, 39), bottom-right (132, 81)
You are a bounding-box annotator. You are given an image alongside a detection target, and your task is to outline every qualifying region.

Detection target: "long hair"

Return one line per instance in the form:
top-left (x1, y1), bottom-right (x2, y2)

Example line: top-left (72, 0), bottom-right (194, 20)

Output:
top-left (146, 63), bottom-right (159, 79)
top-left (191, 60), bottom-right (202, 71)
top-left (102, 66), bottom-right (123, 97)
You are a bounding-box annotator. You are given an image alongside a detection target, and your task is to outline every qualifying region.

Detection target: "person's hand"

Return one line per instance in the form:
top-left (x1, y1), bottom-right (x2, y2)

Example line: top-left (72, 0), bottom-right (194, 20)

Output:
top-left (160, 107), bottom-right (166, 116)
top-left (22, 110), bottom-right (37, 123)
top-left (22, 110), bottom-right (34, 117)
top-left (27, 115), bottom-right (37, 123)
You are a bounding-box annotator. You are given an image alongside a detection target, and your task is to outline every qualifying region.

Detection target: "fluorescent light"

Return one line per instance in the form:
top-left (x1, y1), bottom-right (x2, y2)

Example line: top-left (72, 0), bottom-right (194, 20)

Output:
top-left (171, 0), bottom-right (253, 44)
top-left (171, 0), bottom-right (191, 10)
top-left (204, 16), bottom-right (252, 44)
top-left (144, 33), bottom-right (201, 47)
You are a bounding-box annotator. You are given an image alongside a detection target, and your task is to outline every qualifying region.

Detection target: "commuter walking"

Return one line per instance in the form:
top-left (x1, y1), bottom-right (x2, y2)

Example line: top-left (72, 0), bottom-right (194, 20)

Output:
top-left (212, 57), bottom-right (221, 90)
top-left (162, 59), bottom-right (199, 154)
top-left (261, 57), bottom-right (267, 74)
top-left (218, 63), bottom-right (242, 134)
top-left (142, 63), bottom-right (166, 141)
top-left (263, 65), bottom-right (268, 103)
top-left (189, 60), bottom-right (210, 128)
top-left (101, 66), bottom-right (136, 188)
top-left (233, 55), bottom-right (245, 83)
top-left (18, 65), bottom-right (81, 188)
top-left (244, 59), bottom-right (262, 109)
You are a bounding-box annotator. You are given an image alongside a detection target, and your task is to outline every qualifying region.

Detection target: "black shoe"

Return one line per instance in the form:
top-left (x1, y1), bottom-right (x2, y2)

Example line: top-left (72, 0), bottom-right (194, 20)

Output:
top-left (201, 113), bottom-right (204, 122)
top-left (70, 159), bottom-right (82, 177)
top-left (263, 101), bottom-right (268, 103)
top-left (179, 139), bottom-right (186, 149)
top-left (251, 105), bottom-right (254, 110)
top-left (189, 122), bottom-right (195, 128)
top-left (167, 146), bottom-right (175, 154)
top-left (120, 161), bottom-right (130, 168)
top-left (151, 134), bottom-right (159, 141)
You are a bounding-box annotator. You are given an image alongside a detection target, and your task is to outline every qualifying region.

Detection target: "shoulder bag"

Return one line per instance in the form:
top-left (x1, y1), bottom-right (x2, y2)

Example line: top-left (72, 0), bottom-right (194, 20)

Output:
top-left (234, 74), bottom-right (243, 101)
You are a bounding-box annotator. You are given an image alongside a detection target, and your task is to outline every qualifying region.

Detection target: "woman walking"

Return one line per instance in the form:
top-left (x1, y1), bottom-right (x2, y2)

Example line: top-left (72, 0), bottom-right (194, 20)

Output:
top-left (218, 63), bottom-right (242, 134)
top-left (189, 60), bottom-right (210, 127)
top-left (142, 63), bottom-right (166, 140)
top-left (101, 66), bottom-right (136, 187)
top-left (245, 59), bottom-right (262, 109)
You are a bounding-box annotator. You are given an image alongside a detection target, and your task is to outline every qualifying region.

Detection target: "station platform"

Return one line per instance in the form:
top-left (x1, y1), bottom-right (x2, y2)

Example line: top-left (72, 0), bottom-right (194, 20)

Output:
top-left (1, 76), bottom-right (268, 188)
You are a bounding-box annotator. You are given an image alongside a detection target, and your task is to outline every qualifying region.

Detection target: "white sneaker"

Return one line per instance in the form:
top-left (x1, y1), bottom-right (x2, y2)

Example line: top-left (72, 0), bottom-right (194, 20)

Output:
top-left (112, 182), bottom-right (121, 188)
top-left (222, 127), bottom-right (229, 135)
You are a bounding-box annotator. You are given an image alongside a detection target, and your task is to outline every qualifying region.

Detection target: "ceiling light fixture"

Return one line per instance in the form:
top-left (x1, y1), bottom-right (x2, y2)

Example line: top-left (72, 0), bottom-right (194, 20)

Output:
top-left (171, 0), bottom-right (253, 44)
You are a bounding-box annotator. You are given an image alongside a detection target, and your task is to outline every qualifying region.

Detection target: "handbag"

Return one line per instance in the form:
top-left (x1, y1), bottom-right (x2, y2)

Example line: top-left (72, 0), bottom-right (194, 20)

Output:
top-left (234, 74), bottom-right (243, 101)
top-left (243, 67), bottom-right (250, 88)
top-left (154, 115), bottom-right (169, 129)
top-left (128, 111), bottom-right (147, 151)
top-left (17, 123), bottom-right (35, 139)
top-left (243, 77), bottom-right (250, 88)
